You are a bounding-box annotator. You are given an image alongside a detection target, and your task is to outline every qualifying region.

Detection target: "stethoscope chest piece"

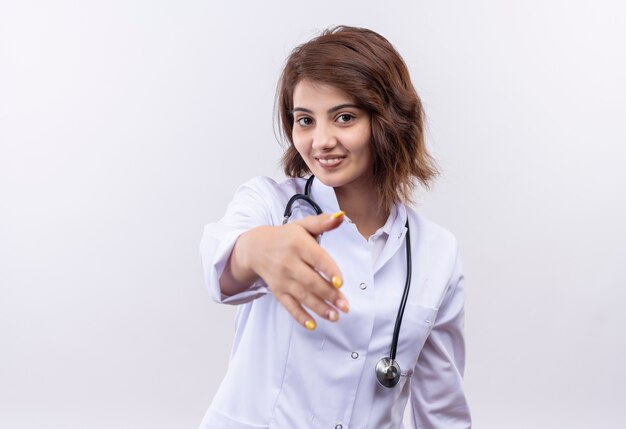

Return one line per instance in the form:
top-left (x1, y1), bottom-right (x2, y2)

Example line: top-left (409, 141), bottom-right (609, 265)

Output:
top-left (375, 357), bottom-right (401, 388)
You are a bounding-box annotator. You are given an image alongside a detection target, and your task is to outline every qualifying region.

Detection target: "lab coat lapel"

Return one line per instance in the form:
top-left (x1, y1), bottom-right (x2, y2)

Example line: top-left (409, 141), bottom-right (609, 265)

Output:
top-left (373, 204), bottom-right (408, 274)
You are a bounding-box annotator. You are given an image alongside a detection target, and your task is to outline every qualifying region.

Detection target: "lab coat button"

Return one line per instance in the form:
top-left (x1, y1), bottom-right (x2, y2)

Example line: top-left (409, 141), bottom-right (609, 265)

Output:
top-left (359, 282), bottom-right (367, 290)
top-left (335, 425), bottom-right (343, 429)
top-left (351, 352), bottom-right (359, 359)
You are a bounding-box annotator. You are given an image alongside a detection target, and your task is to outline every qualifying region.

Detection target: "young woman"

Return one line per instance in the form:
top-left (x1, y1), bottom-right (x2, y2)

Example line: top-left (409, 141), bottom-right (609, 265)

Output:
top-left (200, 26), bottom-right (471, 429)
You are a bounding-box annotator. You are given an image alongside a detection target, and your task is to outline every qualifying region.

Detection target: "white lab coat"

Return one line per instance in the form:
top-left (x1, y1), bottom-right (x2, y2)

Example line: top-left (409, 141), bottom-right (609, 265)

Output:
top-left (199, 176), bottom-right (471, 429)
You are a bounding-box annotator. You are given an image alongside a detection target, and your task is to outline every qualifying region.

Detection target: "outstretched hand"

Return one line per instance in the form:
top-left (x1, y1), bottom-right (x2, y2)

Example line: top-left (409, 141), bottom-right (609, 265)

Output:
top-left (228, 211), bottom-right (349, 331)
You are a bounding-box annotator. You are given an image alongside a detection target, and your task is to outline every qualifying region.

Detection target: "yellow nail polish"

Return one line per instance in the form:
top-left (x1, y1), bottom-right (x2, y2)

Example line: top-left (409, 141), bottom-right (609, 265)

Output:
top-left (328, 310), bottom-right (339, 322)
top-left (332, 276), bottom-right (343, 288)
top-left (305, 320), bottom-right (316, 331)
top-left (331, 210), bottom-right (345, 219)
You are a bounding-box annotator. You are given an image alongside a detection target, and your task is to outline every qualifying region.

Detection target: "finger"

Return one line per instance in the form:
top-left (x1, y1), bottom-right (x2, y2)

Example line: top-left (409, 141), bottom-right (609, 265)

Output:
top-left (299, 291), bottom-right (341, 322)
top-left (278, 293), bottom-right (318, 331)
top-left (294, 264), bottom-right (350, 315)
top-left (295, 211), bottom-right (345, 237)
top-left (294, 238), bottom-right (346, 302)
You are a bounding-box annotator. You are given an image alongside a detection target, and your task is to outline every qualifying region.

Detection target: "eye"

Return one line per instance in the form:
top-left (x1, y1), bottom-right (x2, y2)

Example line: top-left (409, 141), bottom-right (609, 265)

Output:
top-left (336, 113), bottom-right (354, 124)
top-left (296, 116), bottom-right (313, 127)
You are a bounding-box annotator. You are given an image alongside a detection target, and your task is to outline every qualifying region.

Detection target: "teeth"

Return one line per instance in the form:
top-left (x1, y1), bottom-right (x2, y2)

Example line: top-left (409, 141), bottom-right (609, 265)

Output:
top-left (318, 158), bottom-right (342, 165)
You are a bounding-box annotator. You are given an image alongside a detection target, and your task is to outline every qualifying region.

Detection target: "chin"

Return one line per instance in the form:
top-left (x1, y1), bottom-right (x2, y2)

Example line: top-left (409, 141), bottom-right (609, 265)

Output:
top-left (310, 172), bottom-right (350, 189)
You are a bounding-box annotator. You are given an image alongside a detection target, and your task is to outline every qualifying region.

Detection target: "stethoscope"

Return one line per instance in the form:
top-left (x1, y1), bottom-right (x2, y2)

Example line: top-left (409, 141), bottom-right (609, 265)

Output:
top-left (282, 176), bottom-right (413, 388)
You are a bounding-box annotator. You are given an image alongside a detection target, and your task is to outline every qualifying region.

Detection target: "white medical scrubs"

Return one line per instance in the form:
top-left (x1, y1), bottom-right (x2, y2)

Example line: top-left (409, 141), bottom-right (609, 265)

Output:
top-left (199, 176), bottom-right (471, 429)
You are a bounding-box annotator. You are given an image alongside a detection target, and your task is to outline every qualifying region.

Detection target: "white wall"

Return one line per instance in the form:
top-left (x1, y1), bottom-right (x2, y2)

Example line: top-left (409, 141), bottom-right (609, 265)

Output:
top-left (1, 1), bottom-right (625, 428)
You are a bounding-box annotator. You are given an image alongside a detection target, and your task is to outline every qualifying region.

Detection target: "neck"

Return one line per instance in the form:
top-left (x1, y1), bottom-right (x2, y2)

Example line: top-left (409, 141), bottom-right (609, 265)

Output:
top-left (334, 180), bottom-right (389, 239)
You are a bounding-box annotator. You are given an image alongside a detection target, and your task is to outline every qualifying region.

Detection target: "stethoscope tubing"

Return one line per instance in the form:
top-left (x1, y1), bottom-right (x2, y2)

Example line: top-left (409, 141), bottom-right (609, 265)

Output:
top-left (282, 175), bottom-right (412, 388)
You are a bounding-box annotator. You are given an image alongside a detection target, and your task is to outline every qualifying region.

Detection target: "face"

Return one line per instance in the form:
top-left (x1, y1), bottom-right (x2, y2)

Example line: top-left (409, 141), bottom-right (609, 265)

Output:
top-left (291, 79), bottom-right (373, 192)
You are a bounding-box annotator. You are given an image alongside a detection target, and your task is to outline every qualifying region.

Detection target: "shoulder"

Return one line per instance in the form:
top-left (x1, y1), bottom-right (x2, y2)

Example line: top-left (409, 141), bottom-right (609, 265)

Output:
top-left (228, 176), bottom-right (306, 224)
top-left (406, 207), bottom-right (458, 251)
top-left (405, 206), bottom-right (460, 275)
top-left (237, 176), bottom-right (305, 197)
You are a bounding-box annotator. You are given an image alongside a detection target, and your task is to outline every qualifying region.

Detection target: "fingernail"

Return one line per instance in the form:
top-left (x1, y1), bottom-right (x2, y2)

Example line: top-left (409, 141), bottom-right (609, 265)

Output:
top-left (328, 309), bottom-right (339, 322)
top-left (336, 299), bottom-right (349, 313)
top-left (331, 275), bottom-right (343, 288)
top-left (305, 320), bottom-right (316, 331)
top-left (331, 210), bottom-right (345, 219)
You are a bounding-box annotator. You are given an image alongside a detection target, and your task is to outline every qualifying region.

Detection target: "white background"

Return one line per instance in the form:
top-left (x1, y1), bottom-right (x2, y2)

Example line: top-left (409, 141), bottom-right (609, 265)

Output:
top-left (1, 1), bottom-right (625, 428)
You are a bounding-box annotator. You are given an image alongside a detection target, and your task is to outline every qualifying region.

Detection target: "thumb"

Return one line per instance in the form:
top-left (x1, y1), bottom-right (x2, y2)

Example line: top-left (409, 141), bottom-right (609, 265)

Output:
top-left (295, 211), bottom-right (345, 237)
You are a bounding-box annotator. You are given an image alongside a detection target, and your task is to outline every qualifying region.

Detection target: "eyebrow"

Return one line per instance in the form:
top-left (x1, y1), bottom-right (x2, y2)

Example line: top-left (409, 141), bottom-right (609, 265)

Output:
top-left (291, 103), bottom-right (361, 115)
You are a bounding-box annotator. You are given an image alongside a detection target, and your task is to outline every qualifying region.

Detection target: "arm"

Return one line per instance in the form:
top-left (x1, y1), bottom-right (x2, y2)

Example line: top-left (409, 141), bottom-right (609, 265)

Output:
top-left (200, 178), bottom-right (349, 328)
top-left (199, 179), bottom-right (273, 305)
top-left (408, 249), bottom-right (471, 429)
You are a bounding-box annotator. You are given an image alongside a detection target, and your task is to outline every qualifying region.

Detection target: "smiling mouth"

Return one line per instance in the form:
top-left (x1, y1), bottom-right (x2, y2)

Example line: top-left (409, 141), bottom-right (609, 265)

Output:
top-left (316, 157), bottom-right (345, 166)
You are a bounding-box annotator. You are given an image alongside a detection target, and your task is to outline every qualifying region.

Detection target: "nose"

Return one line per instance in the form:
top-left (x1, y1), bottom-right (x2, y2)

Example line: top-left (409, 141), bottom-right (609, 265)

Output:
top-left (311, 122), bottom-right (337, 151)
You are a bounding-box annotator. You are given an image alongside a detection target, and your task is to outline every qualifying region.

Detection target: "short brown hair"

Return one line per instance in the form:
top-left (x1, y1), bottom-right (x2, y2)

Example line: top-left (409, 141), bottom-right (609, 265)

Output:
top-left (277, 26), bottom-right (439, 210)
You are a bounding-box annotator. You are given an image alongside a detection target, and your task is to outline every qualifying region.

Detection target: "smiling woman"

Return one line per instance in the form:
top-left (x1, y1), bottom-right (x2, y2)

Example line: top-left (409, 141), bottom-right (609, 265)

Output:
top-left (278, 28), bottom-right (439, 214)
top-left (199, 26), bottom-right (470, 429)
